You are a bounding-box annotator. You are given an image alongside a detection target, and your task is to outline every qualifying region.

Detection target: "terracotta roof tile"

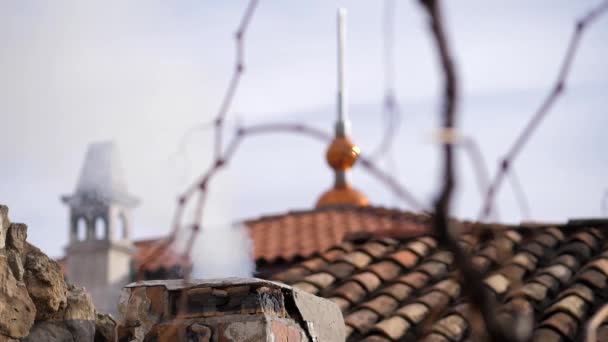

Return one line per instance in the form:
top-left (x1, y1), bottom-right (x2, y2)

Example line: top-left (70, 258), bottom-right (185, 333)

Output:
top-left (541, 264), bottom-right (573, 285)
top-left (534, 233), bottom-right (560, 249)
top-left (397, 302), bottom-right (430, 325)
top-left (359, 335), bottom-right (391, 342)
top-left (271, 267), bottom-right (310, 284)
top-left (417, 261), bottom-right (448, 279)
top-left (577, 268), bottom-right (607, 290)
top-left (368, 261), bottom-right (402, 281)
top-left (532, 328), bottom-right (564, 342)
top-left (361, 295), bottom-right (399, 317)
top-left (587, 257), bottom-right (608, 277)
top-left (428, 251), bottom-right (454, 265)
top-left (352, 272), bottom-right (383, 293)
top-left (292, 281), bottom-right (319, 294)
top-left (340, 251), bottom-right (374, 269)
top-left (532, 273), bottom-right (560, 296)
top-left (471, 255), bottom-right (492, 273)
top-left (422, 333), bottom-right (451, 342)
top-left (433, 279), bottom-right (461, 300)
top-left (508, 251), bottom-right (538, 272)
top-left (540, 312), bottom-right (578, 340)
top-left (498, 264), bottom-right (527, 282)
top-left (388, 250), bottom-right (419, 269)
top-left (373, 315), bottom-right (411, 340)
top-left (431, 314), bottom-right (468, 341)
top-left (329, 296), bottom-right (351, 312)
top-left (519, 241), bottom-right (546, 259)
top-left (405, 240), bottom-right (432, 258)
top-left (417, 291), bottom-right (451, 313)
top-left (484, 273), bottom-right (511, 297)
top-left (378, 283), bottom-right (414, 302)
top-left (333, 280), bottom-right (367, 303)
top-left (544, 295), bottom-right (587, 322)
top-left (303, 272), bottom-right (335, 289)
top-left (554, 254), bottom-right (579, 269)
top-left (558, 241), bottom-right (592, 260)
top-left (398, 271), bottom-right (431, 290)
top-left (300, 257), bottom-right (328, 272)
top-left (571, 231), bottom-right (599, 251)
top-left (557, 283), bottom-right (594, 304)
top-left (346, 308), bottom-right (380, 335)
top-left (325, 261), bottom-right (356, 279)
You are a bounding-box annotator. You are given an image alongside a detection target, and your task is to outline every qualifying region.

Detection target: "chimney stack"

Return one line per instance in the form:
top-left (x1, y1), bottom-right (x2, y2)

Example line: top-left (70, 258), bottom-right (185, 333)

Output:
top-left (117, 278), bottom-right (345, 341)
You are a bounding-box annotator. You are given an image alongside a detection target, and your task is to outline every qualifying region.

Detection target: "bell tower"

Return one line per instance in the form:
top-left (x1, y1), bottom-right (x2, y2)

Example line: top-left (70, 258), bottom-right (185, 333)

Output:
top-left (62, 141), bottom-right (139, 315)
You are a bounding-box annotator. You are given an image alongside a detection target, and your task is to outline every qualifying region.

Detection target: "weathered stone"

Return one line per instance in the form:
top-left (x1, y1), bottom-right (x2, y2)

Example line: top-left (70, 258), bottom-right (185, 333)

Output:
top-left (187, 323), bottom-right (212, 342)
top-left (63, 284), bottom-right (96, 321)
top-left (6, 249), bottom-right (24, 281)
top-left (0, 255), bottom-right (36, 338)
top-left (22, 322), bottom-right (73, 342)
top-left (94, 313), bottom-right (116, 342)
top-left (0, 334), bottom-right (19, 342)
top-left (119, 287), bottom-right (157, 341)
top-left (23, 247), bottom-right (68, 320)
top-left (6, 223), bottom-right (27, 253)
top-left (65, 320), bottom-right (96, 342)
top-left (0, 205), bottom-right (8, 249)
top-left (219, 321), bottom-right (266, 341)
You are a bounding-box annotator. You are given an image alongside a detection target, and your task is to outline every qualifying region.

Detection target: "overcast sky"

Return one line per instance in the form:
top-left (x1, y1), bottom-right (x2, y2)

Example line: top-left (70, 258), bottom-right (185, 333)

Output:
top-left (1, 0), bottom-right (606, 258)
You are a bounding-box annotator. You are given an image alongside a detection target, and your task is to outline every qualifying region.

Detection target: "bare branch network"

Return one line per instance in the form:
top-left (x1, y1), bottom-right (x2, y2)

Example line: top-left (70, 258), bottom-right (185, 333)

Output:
top-left (137, 0), bottom-right (608, 340)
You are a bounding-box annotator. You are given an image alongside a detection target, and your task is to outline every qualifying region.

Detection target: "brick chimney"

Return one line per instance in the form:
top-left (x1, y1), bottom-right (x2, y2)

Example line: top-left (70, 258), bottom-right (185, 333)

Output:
top-left (116, 278), bottom-right (345, 341)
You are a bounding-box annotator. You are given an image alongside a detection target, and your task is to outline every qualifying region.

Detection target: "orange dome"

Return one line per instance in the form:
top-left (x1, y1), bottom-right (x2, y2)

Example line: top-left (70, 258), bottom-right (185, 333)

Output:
top-left (316, 185), bottom-right (369, 208)
top-left (326, 136), bottom-right (360, 171)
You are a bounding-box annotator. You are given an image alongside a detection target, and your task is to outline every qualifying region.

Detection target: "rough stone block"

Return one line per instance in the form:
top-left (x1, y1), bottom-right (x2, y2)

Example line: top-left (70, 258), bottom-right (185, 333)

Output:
top-left (94, 313), bottom-right (116, 342)
top-left (23, 247), bottom-right (68, 320)
top-left (6, 223), bottom-right (27, 253)
top-left (0, 205), bottom-right (8, 249)
top-left (0, 255), bottom-right (36, 338)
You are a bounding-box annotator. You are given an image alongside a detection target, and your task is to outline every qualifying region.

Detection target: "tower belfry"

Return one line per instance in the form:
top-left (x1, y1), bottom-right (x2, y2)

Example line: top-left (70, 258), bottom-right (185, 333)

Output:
top-left (61, 141), bottom-right (138, 315)
top-left (316, 8), bottom-right (369, 208)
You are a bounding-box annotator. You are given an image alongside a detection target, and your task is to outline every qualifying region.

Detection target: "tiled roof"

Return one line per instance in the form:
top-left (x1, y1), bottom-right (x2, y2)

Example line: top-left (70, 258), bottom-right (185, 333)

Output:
top-left (245, 206), bottom-right (433, 263)
top-left (270, 219), bottom-right (608, 341)
top-left (133, 238), bottom-right (190, 273)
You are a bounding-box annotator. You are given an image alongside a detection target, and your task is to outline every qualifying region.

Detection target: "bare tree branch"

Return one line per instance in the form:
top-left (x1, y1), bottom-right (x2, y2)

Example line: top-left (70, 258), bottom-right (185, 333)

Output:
top-left (370, 0), bottom-right (402, 161)
top-left (507, 168), bottom-right (532, 220)
top-left (213, 0), bottom-right (259, 160)
top-left (602, 189), bottom-right (608, 216)
top-left (479, 0), bottom-right (608, 220)
top-left (419, 0), bottom-right (514, 340)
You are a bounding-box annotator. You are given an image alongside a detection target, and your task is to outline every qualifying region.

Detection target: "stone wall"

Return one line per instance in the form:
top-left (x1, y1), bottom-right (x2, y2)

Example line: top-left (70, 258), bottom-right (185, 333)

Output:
top-left (0, 204), bottom-right (116, 341)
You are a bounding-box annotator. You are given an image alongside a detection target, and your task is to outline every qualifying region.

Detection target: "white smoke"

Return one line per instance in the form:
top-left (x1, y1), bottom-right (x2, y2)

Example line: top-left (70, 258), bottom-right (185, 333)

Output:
top-left (189, 223), bottom-right (255, 279)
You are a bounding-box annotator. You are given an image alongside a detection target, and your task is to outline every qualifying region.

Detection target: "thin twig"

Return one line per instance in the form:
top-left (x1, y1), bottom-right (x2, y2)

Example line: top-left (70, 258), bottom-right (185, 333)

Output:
top-left (507, 168), bottom-right (532, 220)
top-left (460, 137), bottom-right (494, 216)
top-left (371, 0), bottom-right (402, 161)
top-left (419, 0), bottom-right (513, 341)
top-left (479, 0), bottom-right (608, 220)
top-left (601, 189), bottom-right (608, 216)
top-left (213, 0), bottom-right (259, 160)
